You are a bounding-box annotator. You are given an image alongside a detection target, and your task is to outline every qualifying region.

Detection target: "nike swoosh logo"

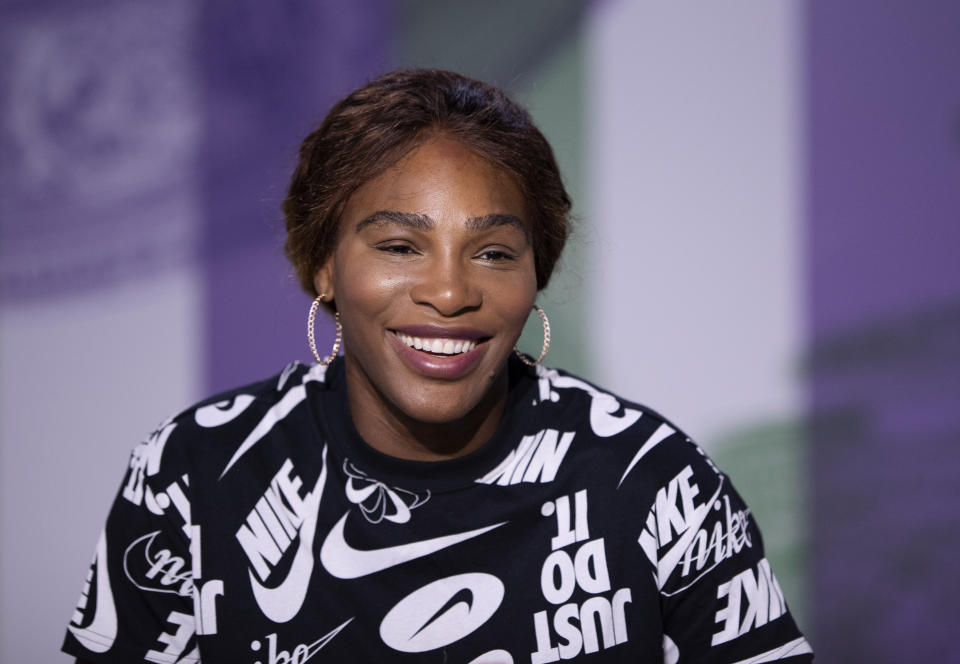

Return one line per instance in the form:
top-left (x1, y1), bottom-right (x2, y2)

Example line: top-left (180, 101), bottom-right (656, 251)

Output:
top-left (618, 422), bottom-right (675, 488)
top-left (220, 386), bottom-right (307, 479)
top-left (303, 617), bottom-right (353, 662)
top-left (250, 445), bottom-right (329, 623)
top-left (69, 530), bottom-right (118, 653)
top-left (122, 530), bottom-right (191, 596)
top-left (380, 573), bottom-right (504, 652)
top-left (320, 515), bottom-right (505, 579)
top-left (414, 588), bottom-right (473, 638)
top-left (656, 475), bottom-right (725, 592)
top-left (220, 366), bottom-right (330, 479)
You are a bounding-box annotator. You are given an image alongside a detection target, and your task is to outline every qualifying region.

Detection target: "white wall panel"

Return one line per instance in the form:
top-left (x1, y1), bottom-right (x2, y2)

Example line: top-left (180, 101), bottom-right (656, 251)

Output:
top-left (0, 269), bottom-right (201, 662)
top-left (587, 1), bottom-right (802, 445)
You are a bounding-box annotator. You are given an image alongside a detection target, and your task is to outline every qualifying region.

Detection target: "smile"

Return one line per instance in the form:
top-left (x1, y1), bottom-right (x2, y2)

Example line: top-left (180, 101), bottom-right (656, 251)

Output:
top-left (392, 332), bottom-right (478, 355)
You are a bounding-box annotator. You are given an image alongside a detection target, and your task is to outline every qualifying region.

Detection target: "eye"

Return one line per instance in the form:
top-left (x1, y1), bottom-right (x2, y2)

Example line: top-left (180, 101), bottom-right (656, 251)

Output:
top-left (376, 243), bottom-right (417, 255)
top-left (476, 248), bottom-right (516, 262)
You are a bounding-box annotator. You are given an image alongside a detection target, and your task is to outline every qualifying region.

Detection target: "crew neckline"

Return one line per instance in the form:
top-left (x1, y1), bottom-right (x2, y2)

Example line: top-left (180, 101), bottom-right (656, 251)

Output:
top-left (306, 356), bottom-right (540, 492)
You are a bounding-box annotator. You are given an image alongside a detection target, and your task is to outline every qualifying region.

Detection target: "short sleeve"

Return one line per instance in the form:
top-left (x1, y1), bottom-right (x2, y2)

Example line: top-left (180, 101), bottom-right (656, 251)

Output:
top-left (62, 418), bottom-right (202, 663)
top-left (635, 435), bottom-right (813, 663)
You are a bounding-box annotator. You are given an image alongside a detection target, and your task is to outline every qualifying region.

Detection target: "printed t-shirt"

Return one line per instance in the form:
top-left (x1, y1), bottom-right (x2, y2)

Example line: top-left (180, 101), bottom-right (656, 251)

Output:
top-left (63, 357), bottom-right (813, 663)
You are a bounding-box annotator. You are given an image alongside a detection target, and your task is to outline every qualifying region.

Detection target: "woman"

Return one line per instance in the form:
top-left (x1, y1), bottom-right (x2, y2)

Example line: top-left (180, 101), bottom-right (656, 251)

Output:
top-left (64, 69), bottom-right (812, 663)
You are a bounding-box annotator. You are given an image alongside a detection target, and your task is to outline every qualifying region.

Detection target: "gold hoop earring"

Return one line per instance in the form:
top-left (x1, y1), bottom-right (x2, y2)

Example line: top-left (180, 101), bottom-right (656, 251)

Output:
top-left (307, 294), bottom-right (342, 365)
top-left (514, 304), bottom-right (551, 366)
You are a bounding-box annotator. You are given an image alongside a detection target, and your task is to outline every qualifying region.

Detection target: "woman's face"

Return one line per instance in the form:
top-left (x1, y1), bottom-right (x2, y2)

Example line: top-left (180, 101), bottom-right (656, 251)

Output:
top-left (315, 135), bottom-right (537, 434)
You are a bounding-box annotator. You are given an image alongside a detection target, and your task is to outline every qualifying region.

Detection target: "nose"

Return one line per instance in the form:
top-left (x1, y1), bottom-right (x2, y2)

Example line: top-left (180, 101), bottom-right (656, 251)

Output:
top-left (408, 255), bottom-right (482, 317)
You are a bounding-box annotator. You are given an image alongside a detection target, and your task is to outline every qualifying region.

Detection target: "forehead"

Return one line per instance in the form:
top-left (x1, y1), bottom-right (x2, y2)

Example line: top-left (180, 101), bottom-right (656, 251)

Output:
top-left (341, 136), bottom-right (528, 227)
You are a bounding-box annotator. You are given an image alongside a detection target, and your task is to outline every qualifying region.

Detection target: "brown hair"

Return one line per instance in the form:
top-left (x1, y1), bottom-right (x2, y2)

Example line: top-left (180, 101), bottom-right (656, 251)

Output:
top-left (283, 69), bottom-right (571, 303)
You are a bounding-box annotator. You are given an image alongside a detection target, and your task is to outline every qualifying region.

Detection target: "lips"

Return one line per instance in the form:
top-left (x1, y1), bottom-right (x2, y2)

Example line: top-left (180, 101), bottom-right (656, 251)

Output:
top-left (388, 326), bottom-right (490, 379)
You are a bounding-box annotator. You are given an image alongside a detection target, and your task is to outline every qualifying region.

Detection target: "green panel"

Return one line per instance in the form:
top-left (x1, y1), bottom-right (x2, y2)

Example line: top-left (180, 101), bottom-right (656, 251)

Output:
top-left (397, 0), bottom-right (586, 87)
top-left (712, 419), bottom-right (810, 628)
top-left (511, 35), bottom-right (587, 377)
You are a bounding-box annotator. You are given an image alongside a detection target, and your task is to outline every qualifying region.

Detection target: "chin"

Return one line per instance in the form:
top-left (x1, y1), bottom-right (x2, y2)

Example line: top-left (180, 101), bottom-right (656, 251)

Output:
top-left (393, 384), bottom-right (491, 426)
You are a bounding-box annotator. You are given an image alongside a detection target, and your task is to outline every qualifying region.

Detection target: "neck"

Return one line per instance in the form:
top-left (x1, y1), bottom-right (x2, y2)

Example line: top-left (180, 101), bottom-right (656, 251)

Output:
top-left (344, 363), bottom-right (509, 462)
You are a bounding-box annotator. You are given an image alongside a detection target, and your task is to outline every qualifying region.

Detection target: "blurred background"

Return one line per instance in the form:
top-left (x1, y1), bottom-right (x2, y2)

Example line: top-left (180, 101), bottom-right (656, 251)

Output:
top-left (1, 1), bottom-right (957, 661)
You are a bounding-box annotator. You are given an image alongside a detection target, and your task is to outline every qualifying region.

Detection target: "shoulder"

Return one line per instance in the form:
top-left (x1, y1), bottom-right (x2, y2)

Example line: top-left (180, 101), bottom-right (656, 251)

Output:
top-left (531, 362), bottom-right (692, 449)
top-left (534, 367), bottom-right (776, 593)
top-left (124, 361), bottom-right (333, 492)
top-left (531, 363), bottom-right (721, 497)
top-left (531, 363), bottom-right (675, 433)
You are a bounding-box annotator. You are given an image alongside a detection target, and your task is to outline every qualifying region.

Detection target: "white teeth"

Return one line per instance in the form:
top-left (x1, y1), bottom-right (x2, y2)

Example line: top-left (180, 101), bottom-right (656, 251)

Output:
top-left (394, 332), bottom-right (478, 355)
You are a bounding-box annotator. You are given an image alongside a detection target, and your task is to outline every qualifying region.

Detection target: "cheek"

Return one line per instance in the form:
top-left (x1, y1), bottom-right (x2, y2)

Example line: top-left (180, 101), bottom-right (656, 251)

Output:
top-left (333, 257), bottom-right (404, 318)
top-left (498, 276), bottom-right (539, 332)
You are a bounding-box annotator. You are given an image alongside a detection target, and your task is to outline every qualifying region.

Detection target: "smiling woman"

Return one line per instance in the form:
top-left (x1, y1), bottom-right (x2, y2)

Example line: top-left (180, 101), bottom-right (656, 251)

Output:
top-left (64, 70), bottom-right (812, 663)
top-left (320, 136), bottom-right (537, 460)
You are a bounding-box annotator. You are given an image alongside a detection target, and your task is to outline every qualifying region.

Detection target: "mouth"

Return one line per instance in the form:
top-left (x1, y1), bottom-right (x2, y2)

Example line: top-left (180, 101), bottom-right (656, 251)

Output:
top-left (387, 326), bottom-right (492, 379)
top-left (391, 331), bottom-right (480, 356)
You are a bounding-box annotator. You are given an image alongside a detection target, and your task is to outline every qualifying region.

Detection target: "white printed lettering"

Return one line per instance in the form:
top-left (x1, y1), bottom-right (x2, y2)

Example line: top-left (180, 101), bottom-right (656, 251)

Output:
top-left (193, 579), bottom-right (223, 636)
top-left (554, 603), bottom-right (582, 659)
top-left (574, 538), bottom-right (611, 595)
top-left (529, 589), bottom-right (632, 662)
top-left (122, 531), bottom-right (193, 598)
top-left (531, 522), bottom-right (631, 662)
top-left (680, 494), bottom-right (752, 579)
top-left (712, 558), bottom-right (787, 646)
top-left (654, 466), bottom-right (699, 546)
top-left (123, 421), bottom-right (176, 505)
top-left (144, 611), bottom-right (197, 663)
top-left (580, 595), bottom-right (614, 654)
top-left (541, 550), bottom-right (577, 605)
top-left (236, 509), bottom-right (283, 581)
top-left (638, 511), bottom-right (658, 566)
top-left (477, 429), bottom-right (574, 486)
top-left (164, 476), bottom-right (192, 536)
top-left (540, 538), bottom-right (611, 604)
top-left (636, 466), bottom-right (732, 593)
top-left (250, 448), bottom-right (330, 623)
top-left (531, 611), bottom-right (559, 664)
top-left (236, 459), bottom-right (308, 582)
top-left (257, 496), bottom-right (292, 550)
top-left (547, 490), bottom-right (590, 551)
top-left (523, 430), bottom-right (575, 483)
top-left (611, 588), bottom-right (631, 645)
top-left (249, 620), bottom-right (352, 664)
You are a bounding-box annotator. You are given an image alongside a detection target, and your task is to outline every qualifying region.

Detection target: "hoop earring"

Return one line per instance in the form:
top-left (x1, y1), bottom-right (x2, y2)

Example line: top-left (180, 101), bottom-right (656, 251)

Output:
top-left (514, 304), bottom-right (551, 366)
top-left (307, 293), bottom-right (342, 366)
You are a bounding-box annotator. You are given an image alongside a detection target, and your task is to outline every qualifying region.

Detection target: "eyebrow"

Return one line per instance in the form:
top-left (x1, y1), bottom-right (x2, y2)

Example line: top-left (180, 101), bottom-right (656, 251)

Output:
top-left (355, 210), bottom-right (527, 235)
top-left (355, 210), bottom-right (432, 232)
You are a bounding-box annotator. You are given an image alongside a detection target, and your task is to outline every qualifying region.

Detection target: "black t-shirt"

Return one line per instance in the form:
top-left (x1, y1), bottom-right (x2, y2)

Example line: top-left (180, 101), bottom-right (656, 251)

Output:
top-left (63, 357), bottom-right (813, 663)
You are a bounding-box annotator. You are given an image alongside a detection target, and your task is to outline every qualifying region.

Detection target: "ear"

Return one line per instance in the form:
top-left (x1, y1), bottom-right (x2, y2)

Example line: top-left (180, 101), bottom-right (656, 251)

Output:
top-left (312, 257), bottom-right (336, 304)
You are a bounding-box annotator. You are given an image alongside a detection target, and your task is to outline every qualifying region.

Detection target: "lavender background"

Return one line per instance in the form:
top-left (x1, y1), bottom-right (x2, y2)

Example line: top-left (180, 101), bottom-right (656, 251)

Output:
top-left (1, 1), bottom-right (957, 661)
top-left (806, 1), bottom-right (960, 661)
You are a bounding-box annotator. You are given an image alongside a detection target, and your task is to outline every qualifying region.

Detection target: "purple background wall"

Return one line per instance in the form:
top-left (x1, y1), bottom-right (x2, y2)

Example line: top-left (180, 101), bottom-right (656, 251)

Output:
top-left (196, 1), bottom-right (392, 393)
top-left (807, 1), bottom-right (960, 660)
